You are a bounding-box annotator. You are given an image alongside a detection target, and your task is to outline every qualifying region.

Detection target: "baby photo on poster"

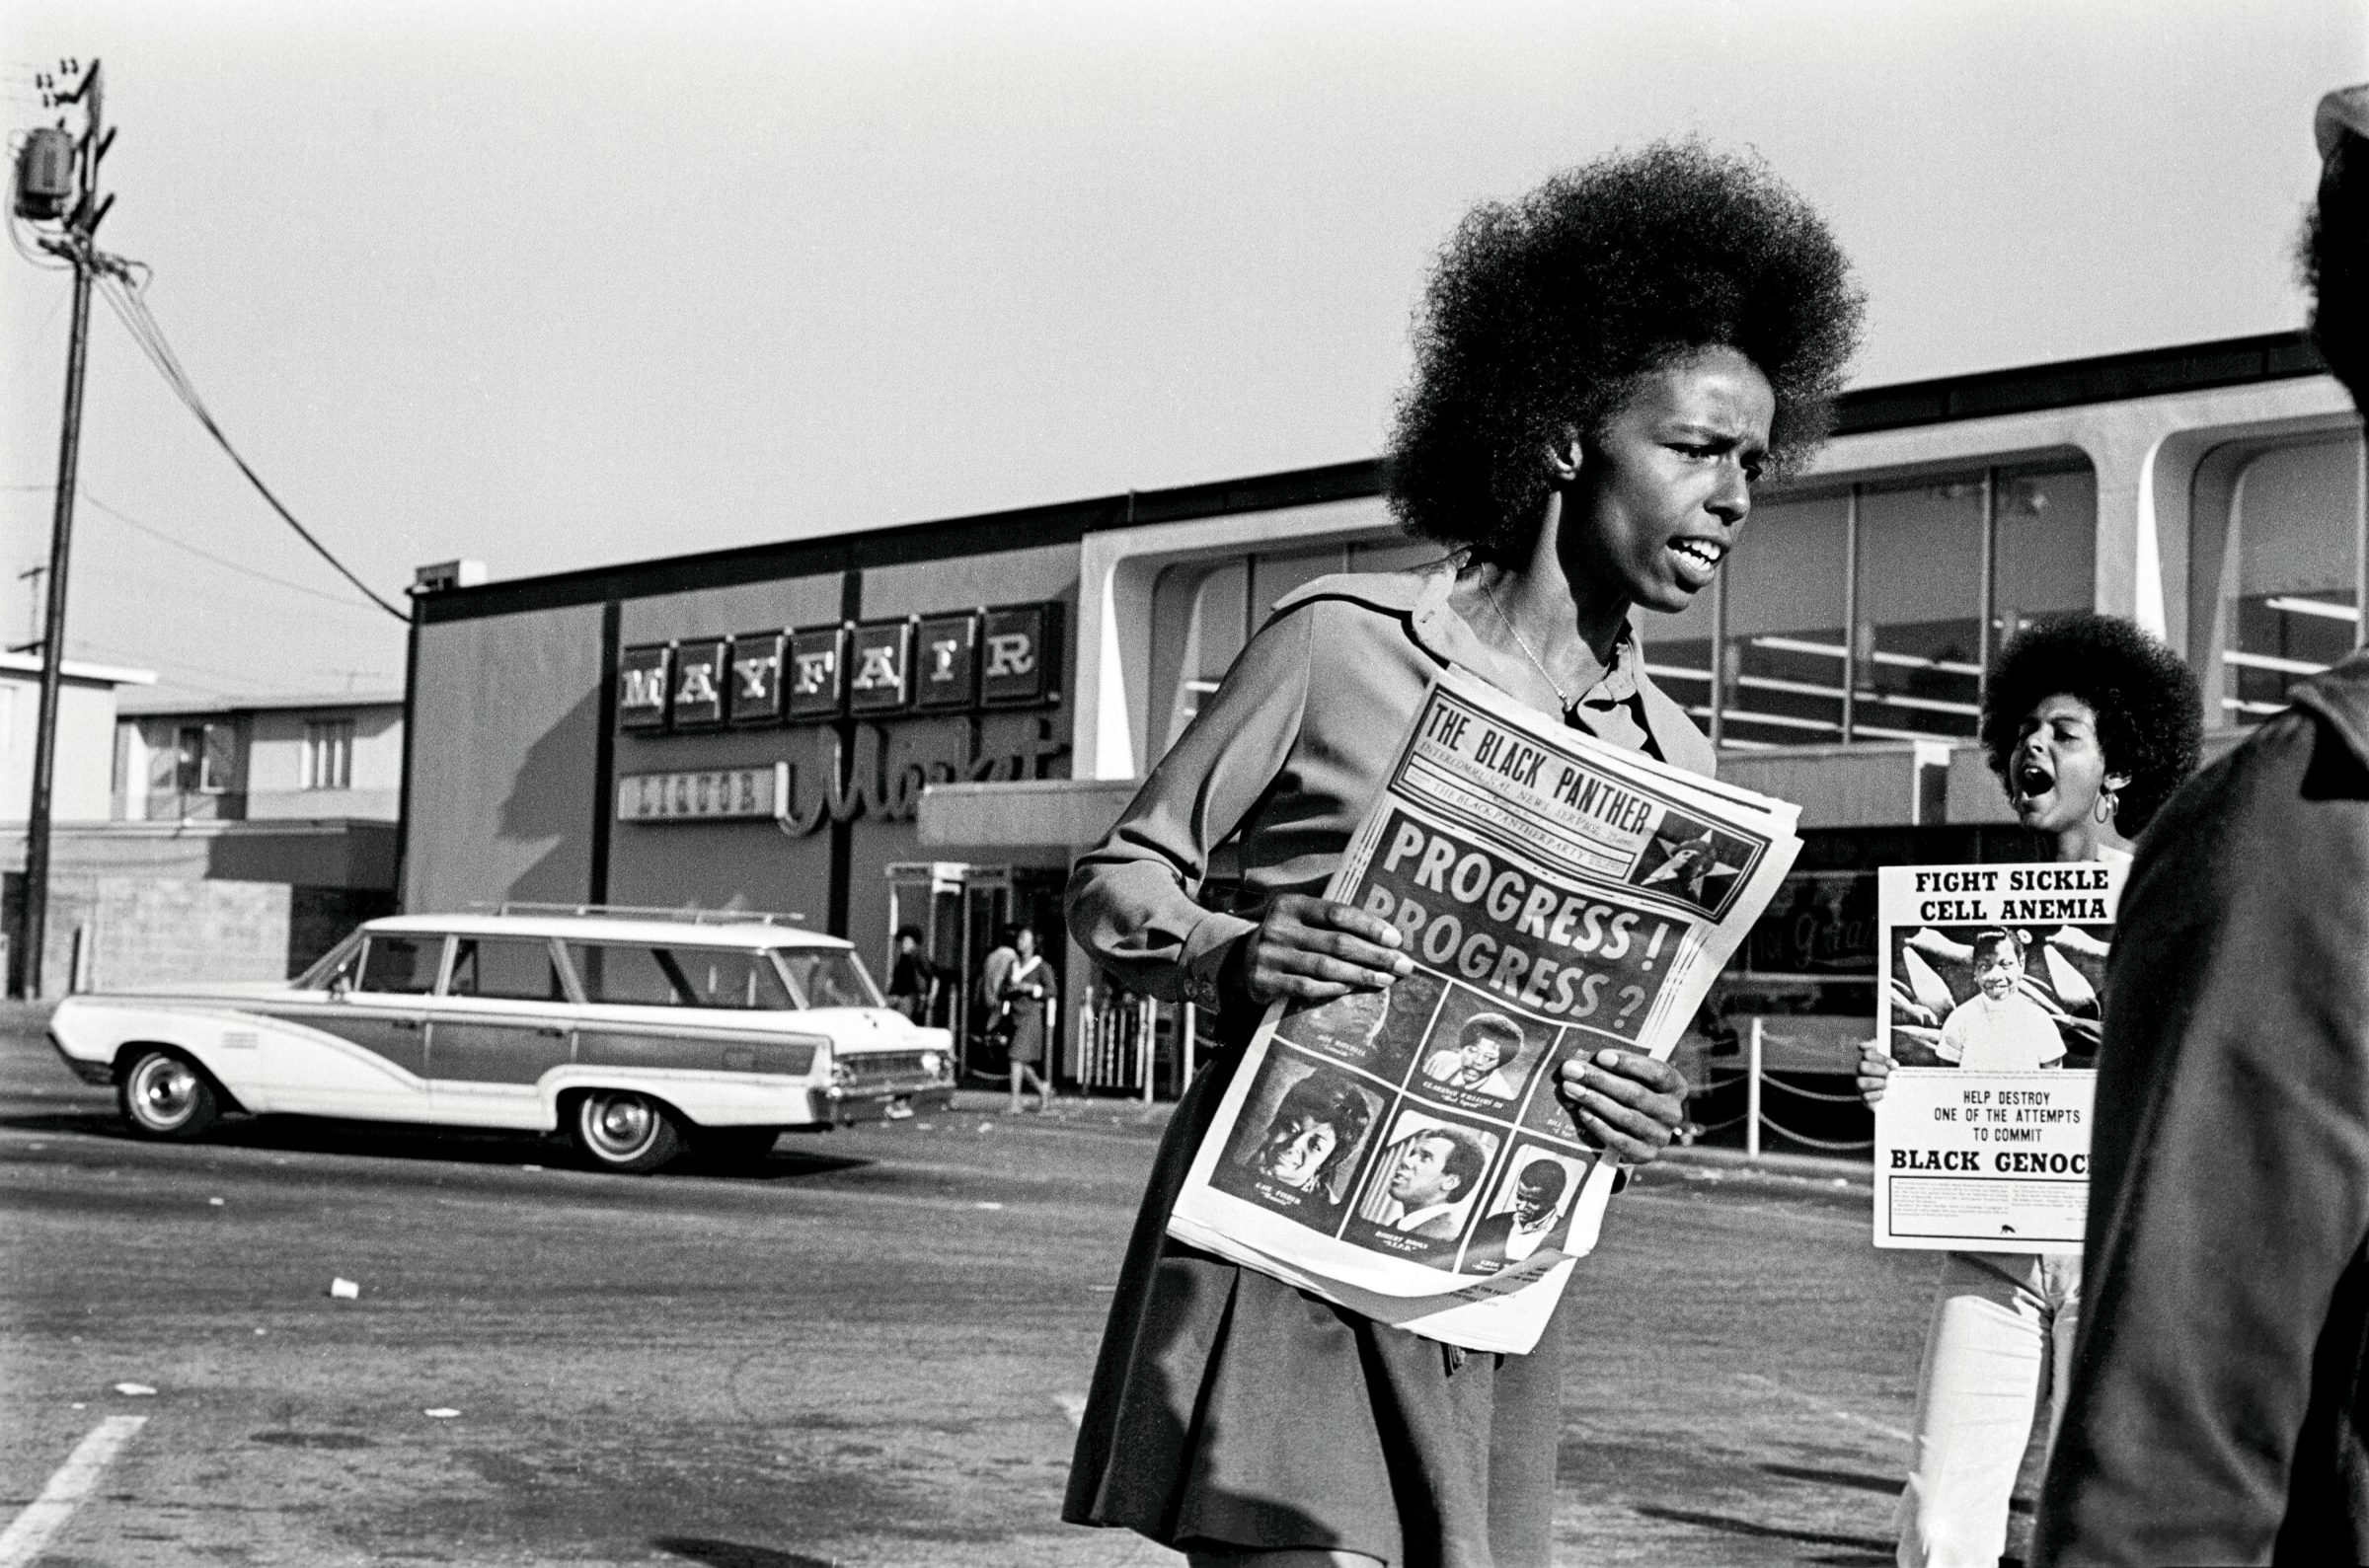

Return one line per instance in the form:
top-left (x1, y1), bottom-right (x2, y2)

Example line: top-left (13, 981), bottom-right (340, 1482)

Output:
top-left (1887, 920), bottom-right (2109, 1070)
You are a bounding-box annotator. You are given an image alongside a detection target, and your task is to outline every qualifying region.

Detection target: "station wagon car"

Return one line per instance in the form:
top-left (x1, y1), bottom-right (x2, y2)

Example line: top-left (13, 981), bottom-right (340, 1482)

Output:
top-left (45, 908), bottom-right (956, 1173)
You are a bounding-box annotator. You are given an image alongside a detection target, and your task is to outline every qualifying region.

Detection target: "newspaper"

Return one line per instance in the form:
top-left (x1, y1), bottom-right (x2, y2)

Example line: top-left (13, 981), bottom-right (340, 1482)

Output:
top-left (1870, 860), bottom-right (2120, 1252)
top-left (1166, 665), bottom-right (1801, 1353)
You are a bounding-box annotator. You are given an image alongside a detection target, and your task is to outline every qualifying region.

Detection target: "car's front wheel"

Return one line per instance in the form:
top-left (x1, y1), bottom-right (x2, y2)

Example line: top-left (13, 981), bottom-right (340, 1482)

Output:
top-left (118, 1049), bottom-right (221, 1141)
top-left (569, 1090), bottom-right (685, 1174)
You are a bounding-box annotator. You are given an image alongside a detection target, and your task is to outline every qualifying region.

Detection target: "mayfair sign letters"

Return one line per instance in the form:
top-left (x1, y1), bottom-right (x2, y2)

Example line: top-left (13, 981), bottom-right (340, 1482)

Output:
top-left (617, 602), bottom-right (1060, 732)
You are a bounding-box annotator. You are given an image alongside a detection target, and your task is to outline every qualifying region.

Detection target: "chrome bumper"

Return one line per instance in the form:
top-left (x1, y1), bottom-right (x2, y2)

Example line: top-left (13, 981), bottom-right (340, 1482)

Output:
top-left (822, 1080), bottom-right (956, 1125)
top-left (48, 1033), bottom-right (115, 1086)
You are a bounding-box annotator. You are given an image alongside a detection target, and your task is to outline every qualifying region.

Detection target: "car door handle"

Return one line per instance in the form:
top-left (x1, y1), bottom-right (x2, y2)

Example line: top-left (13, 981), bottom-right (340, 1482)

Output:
top-left (390, 1018), bottom-right (422, 1031)
top-left (535, 1026), bottom-right (568, 1038)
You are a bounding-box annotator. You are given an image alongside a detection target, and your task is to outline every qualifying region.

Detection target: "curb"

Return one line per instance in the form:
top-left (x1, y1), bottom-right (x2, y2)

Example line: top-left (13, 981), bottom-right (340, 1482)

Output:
top-left (951, 1091), bottom-right (1875, 1188)
top-left (1656, 1142), bottom-right (1872, 1189)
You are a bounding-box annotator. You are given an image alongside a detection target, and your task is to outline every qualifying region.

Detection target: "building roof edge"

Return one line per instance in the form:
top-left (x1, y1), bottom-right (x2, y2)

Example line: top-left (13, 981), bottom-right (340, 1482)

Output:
top-left (418, 332), bottom-right (2329, 626)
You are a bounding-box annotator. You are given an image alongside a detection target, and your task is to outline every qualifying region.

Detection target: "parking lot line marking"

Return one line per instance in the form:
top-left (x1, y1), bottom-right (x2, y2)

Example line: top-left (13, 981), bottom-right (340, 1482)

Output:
top-left (0, 1415), bottom-right (149, 1568)
top-left (1738, 1373), bottom-right (1914, 1446)
top-left (1054, 1394), bottom-right (1087, 1427)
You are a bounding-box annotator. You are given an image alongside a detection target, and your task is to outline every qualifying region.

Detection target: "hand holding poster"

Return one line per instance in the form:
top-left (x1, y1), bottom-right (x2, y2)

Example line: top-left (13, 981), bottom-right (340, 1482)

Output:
top-left (1166, 666), bottom-right (1802, 1352)
top-left (1872, 859), bottom-right (2121, 1252)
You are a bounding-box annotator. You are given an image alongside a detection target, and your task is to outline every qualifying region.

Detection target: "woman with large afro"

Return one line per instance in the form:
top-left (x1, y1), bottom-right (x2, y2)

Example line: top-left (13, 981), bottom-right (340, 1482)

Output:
top-left (1859, 613), bottom-right (2202, 1568)
top-left (1063, 141), bottom-right (1862, 1568)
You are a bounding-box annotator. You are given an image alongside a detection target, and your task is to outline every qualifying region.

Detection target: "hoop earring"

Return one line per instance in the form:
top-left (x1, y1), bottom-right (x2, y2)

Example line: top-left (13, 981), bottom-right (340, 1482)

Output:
top-left (2094, 787), bottom-right (2119, 826)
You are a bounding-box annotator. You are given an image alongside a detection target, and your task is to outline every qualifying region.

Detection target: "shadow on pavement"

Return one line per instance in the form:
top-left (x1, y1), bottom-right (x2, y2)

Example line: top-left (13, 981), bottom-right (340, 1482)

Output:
top-left (1759, 1461), bottom-right (1903, 1497)
top-left (652, 1536), bottom-right (838, 1568)
top-left (1632, 1503), bottom-right (1893, 1556)
top-left (0, 1109), bottom-right (873, 1181)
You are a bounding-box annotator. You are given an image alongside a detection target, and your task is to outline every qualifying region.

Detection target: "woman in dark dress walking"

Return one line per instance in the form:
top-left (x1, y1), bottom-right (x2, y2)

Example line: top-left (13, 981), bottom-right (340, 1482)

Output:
top-left (999, 924), bottom-right (1057, 1113)
top-left (1062, 142), bottom-right (1862, 1567)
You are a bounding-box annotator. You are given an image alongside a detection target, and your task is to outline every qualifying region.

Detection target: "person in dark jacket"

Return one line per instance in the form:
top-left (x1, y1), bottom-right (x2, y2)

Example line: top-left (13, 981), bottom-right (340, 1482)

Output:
top-left (886, 925), bottom-right (937, 1023)
top-left (2032, 82), bottom-right (2369, 1567)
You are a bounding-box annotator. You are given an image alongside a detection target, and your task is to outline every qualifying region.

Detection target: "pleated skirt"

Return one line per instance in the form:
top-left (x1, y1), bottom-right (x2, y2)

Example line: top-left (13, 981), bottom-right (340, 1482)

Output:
top-left (1062, 1043), bottom-right (1568, 1568)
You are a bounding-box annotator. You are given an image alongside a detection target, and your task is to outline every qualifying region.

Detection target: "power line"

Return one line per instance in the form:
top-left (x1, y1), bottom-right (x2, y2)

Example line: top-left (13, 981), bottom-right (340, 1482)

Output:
top-left (64, 635), bottom-right (334, 697)
top-left (79, 487), bottom-right (400, 617)
top-left (91, 271), bottom-right (409, 622)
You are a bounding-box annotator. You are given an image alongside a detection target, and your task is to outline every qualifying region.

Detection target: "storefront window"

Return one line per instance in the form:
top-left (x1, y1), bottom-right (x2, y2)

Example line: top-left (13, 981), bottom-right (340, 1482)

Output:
top-left (1990, 468), bottom-right (2100, 647)
top-left (1136, 462), bottom-right (2099, 767)
top-left (1854, 479), bottom-right (1985, 741)
top-left (1717, 491), bottom-right (1850, 748)
top-left (1710, 456), bottom-right (2094, 749)
top-left (1145, 537), bottom-right (1441, 765)
top-left (1150, 559), bottom-right (1247, 756)
top-left (2222, 434), bottom-right (2366, 723)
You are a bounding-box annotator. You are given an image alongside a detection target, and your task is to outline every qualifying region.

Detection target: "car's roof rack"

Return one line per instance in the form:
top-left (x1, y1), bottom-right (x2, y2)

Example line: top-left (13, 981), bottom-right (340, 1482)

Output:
top-left (479, 901), bottom-right (809, 927)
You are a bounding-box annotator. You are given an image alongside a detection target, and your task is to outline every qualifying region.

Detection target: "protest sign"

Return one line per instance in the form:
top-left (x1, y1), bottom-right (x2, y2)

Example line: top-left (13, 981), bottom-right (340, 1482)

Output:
top-left (1871, 859), bottom-right (2120, 1252)
top-left (1166, 665), bottom-right (1800, 1353)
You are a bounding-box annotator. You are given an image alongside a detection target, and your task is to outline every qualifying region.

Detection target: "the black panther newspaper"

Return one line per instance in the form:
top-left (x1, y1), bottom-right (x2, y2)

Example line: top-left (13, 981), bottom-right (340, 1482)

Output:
top-left (1167, 666), bottom-right (1800, 1353)
top-left (1871, 860), bottom-right (2119, 1252)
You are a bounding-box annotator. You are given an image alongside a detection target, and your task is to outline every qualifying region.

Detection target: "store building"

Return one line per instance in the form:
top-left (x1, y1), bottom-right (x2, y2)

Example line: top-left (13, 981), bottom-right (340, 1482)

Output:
top-left (401, 332), bottom-right (2364, 1095)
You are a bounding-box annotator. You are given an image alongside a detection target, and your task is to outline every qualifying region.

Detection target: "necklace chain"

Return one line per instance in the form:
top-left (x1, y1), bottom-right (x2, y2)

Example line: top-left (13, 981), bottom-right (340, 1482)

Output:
top-left (1484, 580), bottom-right (1578, 712)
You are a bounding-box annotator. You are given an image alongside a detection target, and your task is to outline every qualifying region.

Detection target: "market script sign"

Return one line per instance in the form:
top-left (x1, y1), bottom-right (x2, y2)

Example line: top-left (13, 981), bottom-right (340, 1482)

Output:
top-left (611, 602), bottom-right (1068, 836)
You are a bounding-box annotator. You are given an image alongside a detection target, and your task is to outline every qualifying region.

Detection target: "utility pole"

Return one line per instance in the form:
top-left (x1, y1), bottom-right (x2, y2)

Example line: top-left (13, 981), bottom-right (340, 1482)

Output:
top-left (13, 58), bottom-right (122, 999)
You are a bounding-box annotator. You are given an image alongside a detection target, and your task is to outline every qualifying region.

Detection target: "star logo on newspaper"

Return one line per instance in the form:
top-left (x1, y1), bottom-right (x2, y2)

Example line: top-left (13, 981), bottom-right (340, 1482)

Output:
top-left (1635, 815), bottom-right (1747, 910)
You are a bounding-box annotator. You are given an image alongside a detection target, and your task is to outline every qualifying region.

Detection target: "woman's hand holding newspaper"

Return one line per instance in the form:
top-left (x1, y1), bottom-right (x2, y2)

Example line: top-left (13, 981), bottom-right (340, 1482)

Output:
top-left (1223, 894), bottom-right (1415, 1007)
top-left (1557, 1050), bottom-right (1686, 1165)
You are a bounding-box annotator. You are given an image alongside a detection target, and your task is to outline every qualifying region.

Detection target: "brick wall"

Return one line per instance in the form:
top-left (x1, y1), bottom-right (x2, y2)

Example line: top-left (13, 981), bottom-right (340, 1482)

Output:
top-left (3, 875), bottom-right (394, 996)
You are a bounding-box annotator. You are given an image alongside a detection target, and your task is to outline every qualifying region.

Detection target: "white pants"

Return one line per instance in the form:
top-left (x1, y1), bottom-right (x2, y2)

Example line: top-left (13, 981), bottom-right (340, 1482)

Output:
top-left (1894, 1250), bottom-right (2081, 1568)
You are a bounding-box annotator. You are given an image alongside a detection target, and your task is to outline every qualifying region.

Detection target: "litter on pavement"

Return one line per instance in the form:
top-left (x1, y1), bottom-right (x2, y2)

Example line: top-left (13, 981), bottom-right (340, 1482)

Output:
top-left (328, 1278), bottom-right (361, 1300)
top-left (113, 1382), bottom-right (156, 1396)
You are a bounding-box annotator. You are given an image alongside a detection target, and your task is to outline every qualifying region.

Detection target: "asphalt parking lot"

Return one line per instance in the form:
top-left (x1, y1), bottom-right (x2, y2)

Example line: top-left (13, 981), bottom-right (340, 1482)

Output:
top-left (0, 1005), bottom-right (2048, 1567)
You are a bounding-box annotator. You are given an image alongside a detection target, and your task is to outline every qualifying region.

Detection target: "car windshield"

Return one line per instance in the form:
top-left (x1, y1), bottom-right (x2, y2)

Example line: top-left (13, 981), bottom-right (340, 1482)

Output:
top-left (565, 942), bottom-right (794, 1010)
top-left (299, 933), bottom-right (363, 991)
top-left (772, 948), bottom-right (883, 1009)
top-left (357, 934), bottom-right (442, 995)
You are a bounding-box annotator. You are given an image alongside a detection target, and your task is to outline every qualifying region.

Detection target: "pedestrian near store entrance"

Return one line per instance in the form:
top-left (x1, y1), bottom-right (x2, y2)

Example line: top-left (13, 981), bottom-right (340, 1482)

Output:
top-left (1063, 141), bottom-right (1863, 1567)
top-left (2032, 83), bottom-right (2369, 1568)
top-left (887, 925), bottom-right (937, 1023)
top-left (999, 925), bottom-right (1056, 1113)
top-left (977, 926), bottom-right (1019, 1020)
top-left (1858, 615), bottom-right (2201, 1568)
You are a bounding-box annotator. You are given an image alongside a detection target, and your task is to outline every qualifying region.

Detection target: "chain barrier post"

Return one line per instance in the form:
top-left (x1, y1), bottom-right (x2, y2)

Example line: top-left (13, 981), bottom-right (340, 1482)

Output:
top-left (1745, 1016), bottom-right (1763, 1162)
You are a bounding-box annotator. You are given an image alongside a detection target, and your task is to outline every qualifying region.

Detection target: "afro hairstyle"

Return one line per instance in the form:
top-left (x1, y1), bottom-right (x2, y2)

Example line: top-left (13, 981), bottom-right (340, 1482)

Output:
top-left (1386, 140), bottom-right (1864, 557)
top-left (1979, 614), bottom-right (2203, 834)
top-left (2303, 129), bottom-right (2366, 405)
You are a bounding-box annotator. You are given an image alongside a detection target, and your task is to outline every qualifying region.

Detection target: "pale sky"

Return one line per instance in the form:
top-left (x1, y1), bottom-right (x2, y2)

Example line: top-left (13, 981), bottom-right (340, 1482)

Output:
top-left (4, 0), bottom-right (2362, 704)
